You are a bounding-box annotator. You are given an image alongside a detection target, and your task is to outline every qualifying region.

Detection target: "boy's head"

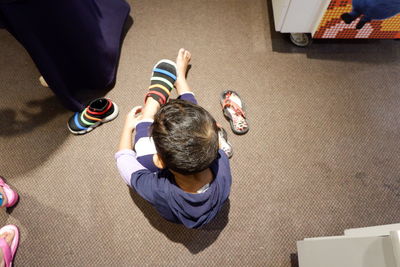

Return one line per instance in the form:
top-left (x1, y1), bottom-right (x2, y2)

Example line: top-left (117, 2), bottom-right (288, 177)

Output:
top-left (151, 99), bottom-right (219, 175)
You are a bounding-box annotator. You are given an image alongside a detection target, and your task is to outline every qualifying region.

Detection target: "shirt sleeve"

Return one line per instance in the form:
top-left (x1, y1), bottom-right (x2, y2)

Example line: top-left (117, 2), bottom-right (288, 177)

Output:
top-left (115, 149), bottom-right (160, 204)
top-left (115, 149), bottom-right (146, 185)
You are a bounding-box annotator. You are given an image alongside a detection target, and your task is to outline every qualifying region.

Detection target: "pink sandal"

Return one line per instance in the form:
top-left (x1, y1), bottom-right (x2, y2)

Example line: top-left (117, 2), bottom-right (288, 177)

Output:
top-left (0, 225), bottom-right (19, 267)
top-left (0, 177), bottom-right (19, 208)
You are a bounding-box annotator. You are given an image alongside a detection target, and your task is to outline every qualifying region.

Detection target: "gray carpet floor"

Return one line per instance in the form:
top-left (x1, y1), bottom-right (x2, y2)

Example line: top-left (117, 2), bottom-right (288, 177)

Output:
top-left (1, 0), bottom-right (400, 266)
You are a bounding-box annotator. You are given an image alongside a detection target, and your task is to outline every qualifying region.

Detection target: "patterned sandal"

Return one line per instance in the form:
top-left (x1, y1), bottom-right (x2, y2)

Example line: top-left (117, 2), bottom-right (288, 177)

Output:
top-left (220, 90), bottom-right (249, 135)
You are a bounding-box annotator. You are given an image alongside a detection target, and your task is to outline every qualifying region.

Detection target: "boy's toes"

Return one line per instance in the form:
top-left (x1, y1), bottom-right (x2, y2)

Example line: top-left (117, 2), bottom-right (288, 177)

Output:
top-left (184, 50), bottom-right (191, 61)
top-left (177, 48), bottom-right (185, 59)
top-left (177, 48), bottom-right (187, 62)
top-left (177, 48), bottom-right (191, 63)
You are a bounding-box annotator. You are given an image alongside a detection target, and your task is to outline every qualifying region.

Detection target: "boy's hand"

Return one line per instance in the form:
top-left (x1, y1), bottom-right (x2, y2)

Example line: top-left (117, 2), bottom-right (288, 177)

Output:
top-left (124, 106), bottom-right (143, 131)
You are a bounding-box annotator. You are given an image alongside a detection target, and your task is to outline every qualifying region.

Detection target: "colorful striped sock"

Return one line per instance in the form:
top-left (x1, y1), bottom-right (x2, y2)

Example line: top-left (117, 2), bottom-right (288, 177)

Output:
top-left (146, 59), bottom-right (177, 105)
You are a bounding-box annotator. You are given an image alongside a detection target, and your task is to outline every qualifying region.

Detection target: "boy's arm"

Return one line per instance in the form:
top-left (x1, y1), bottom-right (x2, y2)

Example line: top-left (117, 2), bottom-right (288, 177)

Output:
top-left (116, 104), bottom-right (162, 203)
top-left (115, 150), bottom-right (159, 204)
top-left (118, 106), bottom-right (142, 151)
top-left (118, 124), bottom-right (135, 151)
top-left (117, 106), bottom-right (146, 184)
top-left (115, 149), bottom-right (146, 185)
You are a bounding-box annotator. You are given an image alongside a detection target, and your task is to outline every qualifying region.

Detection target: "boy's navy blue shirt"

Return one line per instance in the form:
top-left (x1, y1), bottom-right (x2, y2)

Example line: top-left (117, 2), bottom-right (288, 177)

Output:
top-left (129, 150), bottom-right (231, 229)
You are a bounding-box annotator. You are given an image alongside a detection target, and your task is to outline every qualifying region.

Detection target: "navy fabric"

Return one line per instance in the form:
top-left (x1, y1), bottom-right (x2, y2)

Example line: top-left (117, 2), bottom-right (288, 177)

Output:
top-left (134, 121), bottom-right (153, 144)
top-left (0, 0), bottom-right (130, 111)
top-left (130, 150), bottom-right (232, 229)
top-left (178, 93), bottom-right (198, 104)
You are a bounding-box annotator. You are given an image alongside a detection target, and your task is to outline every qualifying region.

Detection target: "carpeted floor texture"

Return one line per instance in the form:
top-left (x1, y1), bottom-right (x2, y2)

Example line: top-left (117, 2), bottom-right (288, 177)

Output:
top-left (1, 0), bottom-right (400, 266)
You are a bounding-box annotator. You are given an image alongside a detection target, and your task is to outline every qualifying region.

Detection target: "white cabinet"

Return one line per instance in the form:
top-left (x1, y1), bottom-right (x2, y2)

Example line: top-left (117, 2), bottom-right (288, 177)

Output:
top-left (297, 224), bottom-right (400, 267)
top-left (272, 0), bottom-right (330, 33)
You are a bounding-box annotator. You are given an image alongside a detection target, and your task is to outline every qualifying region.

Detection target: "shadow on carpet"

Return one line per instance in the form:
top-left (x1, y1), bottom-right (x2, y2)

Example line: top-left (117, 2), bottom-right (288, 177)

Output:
top-left (129, 188), bottom-right (230, 254)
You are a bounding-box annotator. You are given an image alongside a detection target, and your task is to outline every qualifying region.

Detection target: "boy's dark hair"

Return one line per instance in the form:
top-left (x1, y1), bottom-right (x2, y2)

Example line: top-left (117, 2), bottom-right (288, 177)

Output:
top-left (151, 99), bottom-right (219, 175)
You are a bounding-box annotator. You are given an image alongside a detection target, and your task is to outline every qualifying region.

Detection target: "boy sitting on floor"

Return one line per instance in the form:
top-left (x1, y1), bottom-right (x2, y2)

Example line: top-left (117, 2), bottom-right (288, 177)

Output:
top-left (115, 48), bottom-right (232, 228)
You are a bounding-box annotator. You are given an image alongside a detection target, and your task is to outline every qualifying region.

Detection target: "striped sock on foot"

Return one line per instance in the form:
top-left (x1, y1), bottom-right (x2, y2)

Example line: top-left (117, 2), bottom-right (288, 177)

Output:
top-left (146, 59), bottom-right (177, 105)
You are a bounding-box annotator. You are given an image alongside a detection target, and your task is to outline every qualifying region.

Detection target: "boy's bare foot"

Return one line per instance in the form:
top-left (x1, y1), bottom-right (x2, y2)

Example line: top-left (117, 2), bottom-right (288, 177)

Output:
top-left (175, 48), bottom-right (193, 95)
top-left (176, 48), bottom-right (191, 80)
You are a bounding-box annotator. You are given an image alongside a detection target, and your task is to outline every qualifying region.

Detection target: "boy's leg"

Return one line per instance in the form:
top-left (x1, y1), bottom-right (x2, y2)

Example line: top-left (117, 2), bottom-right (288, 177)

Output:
top-left (175, 48), bottom-right (232, 158)
top-left (135, 48), bottom-right (194, 170)
top-left (175, 48), bottom-right (198, 105)
top-left (135, 57), bottom-right (177, 171)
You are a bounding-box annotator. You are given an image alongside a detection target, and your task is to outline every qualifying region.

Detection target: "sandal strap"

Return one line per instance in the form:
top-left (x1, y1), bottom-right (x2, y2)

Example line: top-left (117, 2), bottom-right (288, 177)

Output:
top-left (0, 238), bottom-right (12, 267)
top-left (222, 98), bottom-right (246, 118)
